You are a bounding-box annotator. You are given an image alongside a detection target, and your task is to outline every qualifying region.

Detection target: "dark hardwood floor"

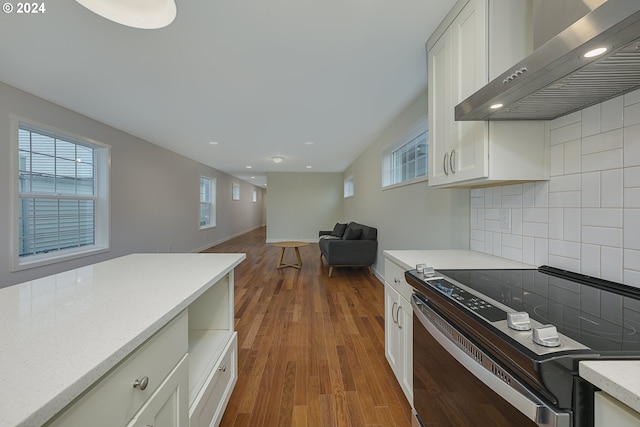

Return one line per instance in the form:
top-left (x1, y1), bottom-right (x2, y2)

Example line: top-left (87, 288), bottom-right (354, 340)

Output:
top-left (202, 227), bottom-right (412, 427)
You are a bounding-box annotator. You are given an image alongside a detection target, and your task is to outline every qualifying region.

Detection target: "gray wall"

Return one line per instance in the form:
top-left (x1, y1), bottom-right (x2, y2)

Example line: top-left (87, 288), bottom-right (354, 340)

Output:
top-left (0, 82), bottom-right (265, 288)
top-left (265, 172), bottom-right (343, 242)
top-left (344, 90), bottom-right (471, 277)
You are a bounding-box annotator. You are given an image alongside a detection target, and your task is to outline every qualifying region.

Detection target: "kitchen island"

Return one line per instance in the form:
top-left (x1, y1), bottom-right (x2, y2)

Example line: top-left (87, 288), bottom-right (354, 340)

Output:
top-left (0, 253), bottom-right (245, 427)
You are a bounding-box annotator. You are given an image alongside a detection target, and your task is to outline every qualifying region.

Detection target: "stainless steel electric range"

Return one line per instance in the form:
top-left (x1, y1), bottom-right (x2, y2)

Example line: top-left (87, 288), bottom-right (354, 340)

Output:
top-left (405, 265), bottom-right (640, 427)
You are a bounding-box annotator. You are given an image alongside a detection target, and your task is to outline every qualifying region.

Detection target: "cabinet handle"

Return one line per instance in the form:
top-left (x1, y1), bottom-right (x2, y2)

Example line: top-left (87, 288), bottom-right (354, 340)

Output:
top-left (443, 152), bottom-right (449, 175)
top-left (133, 376), bottom-right (149, 391)
top-left (450, 149), bottom-right (456, 174)
top-left (391, 301), bottom-right (398, 324)
top-left (396, 306), bottom-right (403, 329)
top-left (219, 365), bottom-right (227, 373)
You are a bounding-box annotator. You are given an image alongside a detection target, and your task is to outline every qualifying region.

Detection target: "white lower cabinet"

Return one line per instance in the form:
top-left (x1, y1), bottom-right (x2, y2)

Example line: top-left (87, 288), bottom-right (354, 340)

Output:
top-left (189, 334), bottom-right (237, 427)
top-left (46, 272), bottom-right (238, 427)
top-left (384, 258), bottom-right (413, 405)
top-left (47, 311), bottom-right (189, 427)
top-left (594, 391), bottom-right (640, 427)
top-left (127, 354), bottom-right (190, 427)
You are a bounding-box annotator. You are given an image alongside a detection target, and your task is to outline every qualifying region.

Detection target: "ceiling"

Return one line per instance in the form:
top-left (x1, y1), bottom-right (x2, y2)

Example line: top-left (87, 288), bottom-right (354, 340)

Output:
top-left (0, 0), bottom-right (456, 187)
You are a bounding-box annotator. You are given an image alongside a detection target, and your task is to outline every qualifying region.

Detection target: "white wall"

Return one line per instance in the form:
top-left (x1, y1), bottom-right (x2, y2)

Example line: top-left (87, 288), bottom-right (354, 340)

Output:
top-left (344, 90), bottom-right (471, 277)
top-left (471, 88), bottom-right (640, 287)
top-left (0, 82), bottom-right (265, 288)
top-left (265, 172), bottom-right (343, 242)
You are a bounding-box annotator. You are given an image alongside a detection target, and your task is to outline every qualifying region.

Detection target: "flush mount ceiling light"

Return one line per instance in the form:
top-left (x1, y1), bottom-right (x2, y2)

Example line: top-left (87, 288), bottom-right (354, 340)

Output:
top-left (490, 103), bottom-right (504, 110)
top-left (272, 156), bottom-right (284, 164)
top-left (75, 0), bottom-right (177, 29)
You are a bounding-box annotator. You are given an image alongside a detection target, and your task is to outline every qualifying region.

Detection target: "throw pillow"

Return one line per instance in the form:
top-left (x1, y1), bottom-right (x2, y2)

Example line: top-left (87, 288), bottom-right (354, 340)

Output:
top-left (331, 222), bottom-right (348, 237)
top-left (344, 228), bottom-right (362, 240)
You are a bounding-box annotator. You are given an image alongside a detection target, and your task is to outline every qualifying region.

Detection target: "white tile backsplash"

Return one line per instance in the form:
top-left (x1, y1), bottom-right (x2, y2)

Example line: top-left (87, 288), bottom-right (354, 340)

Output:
top-left (470, 89), bottom-right (640, 288)
top-left (601, 169), bottom-right (623, 207)
top-left (581, 172), bottom-right (600, 207)
top-left (601, 97), bottom-right (623, 132)
top-left (624, 124), bottom-right (640, 167)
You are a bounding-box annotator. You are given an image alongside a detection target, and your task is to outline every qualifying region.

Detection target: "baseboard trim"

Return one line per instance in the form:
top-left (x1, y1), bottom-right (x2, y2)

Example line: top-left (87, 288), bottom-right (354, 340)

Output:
top-left (194, 225), bottom-right (265, 253)
top-left (265, 238), bottom-right (319, 244)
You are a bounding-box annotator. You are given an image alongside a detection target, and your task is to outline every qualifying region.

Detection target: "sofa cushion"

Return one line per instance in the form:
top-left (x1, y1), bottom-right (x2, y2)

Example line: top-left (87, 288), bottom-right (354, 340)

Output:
top-left (319, 235), bottom-right (340, 240)
top-left (331, 222), bottom-right (348, 237)
top-left (344, 228), bottom-right (362, 240)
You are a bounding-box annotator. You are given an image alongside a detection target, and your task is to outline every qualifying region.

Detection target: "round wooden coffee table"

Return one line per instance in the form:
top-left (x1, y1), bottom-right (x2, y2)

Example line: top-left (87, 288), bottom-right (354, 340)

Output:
top-left (271, 241), bottom-right (309, 269)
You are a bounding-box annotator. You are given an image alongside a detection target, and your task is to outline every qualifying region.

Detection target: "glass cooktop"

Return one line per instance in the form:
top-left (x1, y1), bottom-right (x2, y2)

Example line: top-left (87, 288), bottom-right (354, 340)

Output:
top-left (435, 267), bottom-right (640, 353)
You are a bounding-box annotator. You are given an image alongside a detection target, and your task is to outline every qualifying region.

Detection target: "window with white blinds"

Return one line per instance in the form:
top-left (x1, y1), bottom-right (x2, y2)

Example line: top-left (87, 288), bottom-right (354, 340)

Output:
top-left (390, 131), bottom-right (427, 184)
top-left (382, 118), bottom-right (428, 188)
top-left (14, 119), bottom-right (110, 269)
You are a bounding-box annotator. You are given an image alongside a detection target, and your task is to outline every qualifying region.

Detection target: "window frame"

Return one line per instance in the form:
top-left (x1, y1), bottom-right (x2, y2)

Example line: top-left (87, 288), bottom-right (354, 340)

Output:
top-left (11, 115), bottom-right (111, 271)
top-left (199, 175), bottom-right (216, 229)
top-left (344, 175), bottom-right (354, 198)
top-left (382, 117), bottom-right (428, 189)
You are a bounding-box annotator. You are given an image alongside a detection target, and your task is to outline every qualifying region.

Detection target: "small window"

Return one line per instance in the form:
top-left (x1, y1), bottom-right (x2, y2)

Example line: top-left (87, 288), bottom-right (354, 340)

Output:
top-left (252, 190), bottom-right (257, 203)
top-left (382, 118), bottom-right (428, 187)
top-left (200, 176), bottom-right (216, 228)
top-left (14, 118), bottom-right (110, 270)
top-left (232, 182), bottom-right (240, 200)
top-left (344, 175), bottom-right (354, 198)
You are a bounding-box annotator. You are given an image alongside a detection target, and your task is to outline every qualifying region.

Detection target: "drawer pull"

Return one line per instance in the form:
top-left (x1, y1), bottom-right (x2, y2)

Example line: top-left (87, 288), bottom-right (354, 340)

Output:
top-left (133, 376), bottom-right (149, 391)
top-left (219, 365), bottom-right (227, 373)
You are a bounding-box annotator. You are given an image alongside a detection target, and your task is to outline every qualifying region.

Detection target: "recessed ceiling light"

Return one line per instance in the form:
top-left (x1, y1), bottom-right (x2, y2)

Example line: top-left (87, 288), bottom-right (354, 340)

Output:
top-left (584, 47), bottom-right (608, 58)
top-left (490, 103), bottom-right (504, 109)
top-left (209, 141), bottom-right (218, 145)
top-left (250, 176), bottom-right (255, 179)
top-left (75, 0), bottom-right (177, 29)
top-left (305, 141), bottom-right (314, 145)
top-left (306, 165), bottom-right (312, 169)
top-left (246, 165), bottom-right (252, 169)
top-left (272, 156), bottom-right (284, 163)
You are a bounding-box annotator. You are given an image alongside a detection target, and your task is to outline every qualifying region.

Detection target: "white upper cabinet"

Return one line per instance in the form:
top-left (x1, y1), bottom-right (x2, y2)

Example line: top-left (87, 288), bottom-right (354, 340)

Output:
top-left (427, 0), bottom-right (549, 188)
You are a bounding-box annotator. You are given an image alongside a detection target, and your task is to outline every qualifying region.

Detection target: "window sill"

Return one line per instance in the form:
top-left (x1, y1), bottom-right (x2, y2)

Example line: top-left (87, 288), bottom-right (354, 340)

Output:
top-left (382, 175), bottom-right (429, 191)
top-left (13, 246), bottom-right (110, 272)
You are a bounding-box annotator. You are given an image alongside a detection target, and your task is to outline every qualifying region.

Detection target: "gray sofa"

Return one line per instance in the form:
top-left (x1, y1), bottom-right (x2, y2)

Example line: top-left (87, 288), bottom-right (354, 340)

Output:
top-left (318, 222), bottom-right (378, 277)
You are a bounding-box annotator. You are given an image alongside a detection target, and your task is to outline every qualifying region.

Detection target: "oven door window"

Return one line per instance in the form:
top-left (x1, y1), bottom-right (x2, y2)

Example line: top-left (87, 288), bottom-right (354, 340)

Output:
top-left (413, 309), bottom-right (538, 426)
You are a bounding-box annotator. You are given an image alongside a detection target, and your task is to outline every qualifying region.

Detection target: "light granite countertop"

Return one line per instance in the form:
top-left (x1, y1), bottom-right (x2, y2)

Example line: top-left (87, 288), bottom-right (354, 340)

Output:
top-left (0, 253), bottom-right (245, 427)
top-left (580, 361), bottom-right (640, 414)
top-left (383, 249), bottom-right (535, 270)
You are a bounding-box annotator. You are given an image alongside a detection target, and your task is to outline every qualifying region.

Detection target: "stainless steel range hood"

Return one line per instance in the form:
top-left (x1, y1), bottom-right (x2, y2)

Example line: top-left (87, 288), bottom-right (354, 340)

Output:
top-left (455, 0), bottom-right (640, 121)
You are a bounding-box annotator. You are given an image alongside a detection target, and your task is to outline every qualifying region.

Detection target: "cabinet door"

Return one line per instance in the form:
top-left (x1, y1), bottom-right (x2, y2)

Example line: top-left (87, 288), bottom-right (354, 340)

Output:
top-left (450, 0), bottom-right (488, 183)
top-left (128, 355), bottom-right (189, 427)
top-left (594, 391), bottom-right (640, 427)
top-left (384, 283), bottom-right (413, 405)
top-left (427, 28), bottom-right (453, 186)
top-left (397, 295), bottom-right (413, 405)
top-left (384, 283), bottom-right (401, 375)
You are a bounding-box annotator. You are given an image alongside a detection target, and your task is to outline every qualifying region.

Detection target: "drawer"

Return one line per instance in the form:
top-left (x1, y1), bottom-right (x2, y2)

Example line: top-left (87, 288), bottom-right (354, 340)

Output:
top-left (127, 354), bottom-right (189, 427)
top-left (47, 310), bottom-right (188, 427)
top-left (189, 333), bottom-right (238, 427)
top-left (385, 258), bottom-right (413, 302)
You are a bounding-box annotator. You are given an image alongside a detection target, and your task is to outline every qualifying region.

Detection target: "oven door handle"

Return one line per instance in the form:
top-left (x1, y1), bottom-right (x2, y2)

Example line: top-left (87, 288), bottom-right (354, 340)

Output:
top-left (411, 294), bottom-right (571, 427)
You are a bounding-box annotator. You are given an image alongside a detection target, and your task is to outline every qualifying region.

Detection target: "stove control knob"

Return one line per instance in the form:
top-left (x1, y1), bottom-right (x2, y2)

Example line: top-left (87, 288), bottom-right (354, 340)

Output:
top-left (507, 312), bottom-right (531, 331)
top-left (533, 325), bottom-right (561, 347)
